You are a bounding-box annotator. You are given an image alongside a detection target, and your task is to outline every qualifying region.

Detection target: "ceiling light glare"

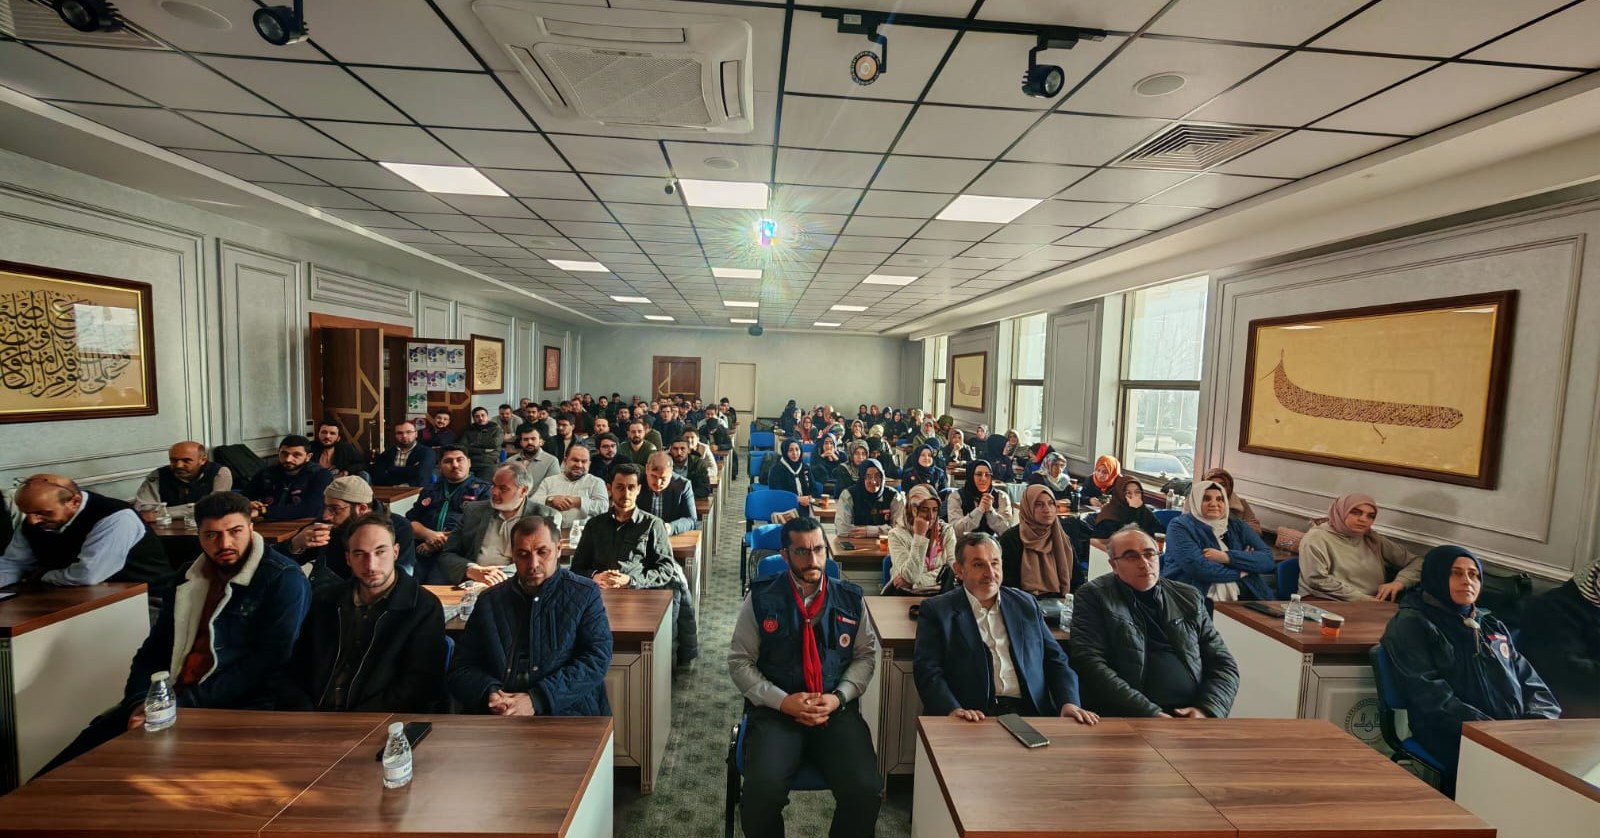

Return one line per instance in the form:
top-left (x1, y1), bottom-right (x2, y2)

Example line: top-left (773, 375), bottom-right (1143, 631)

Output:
top-left (678, 178), bottom-right (770, 209)
top-left (380, 162), bottom-right (508, 196)
top-left (644, 314), bottom-right (675, 321)
top-left (723, 300), bottom-right (760, 308)
top-left (611, 295), bottom-right (651, 303)
top-left (730, 318), bottom-right (759, 324)
top-left (550, 259), bottom-right (610, 272)
top-left (862, 274), bottom-right (918, 286)
top-left (830, 304), bottom-right (867, 312)
top-left (814, 321), bottom-right (842, 328)
top-left (713, 267), bottom-right (762, 279)
top-left (937, 194), bottom-right (1041, 223)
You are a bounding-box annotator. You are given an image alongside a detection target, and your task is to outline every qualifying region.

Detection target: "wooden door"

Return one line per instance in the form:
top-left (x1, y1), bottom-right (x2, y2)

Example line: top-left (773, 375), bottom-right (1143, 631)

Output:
top-left (651, 356), bottom-right (701, 400)
top-left (320, 327), bottom-right (383, 455)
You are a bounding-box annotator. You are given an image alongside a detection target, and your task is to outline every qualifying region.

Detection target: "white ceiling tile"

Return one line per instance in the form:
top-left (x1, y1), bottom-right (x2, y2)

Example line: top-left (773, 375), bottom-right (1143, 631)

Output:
top-left (1148, 0), bottom-right (1370, 45)
top-left (280, 157), bottom-right (413, 189)
top-left (1190, 52), bottom-right (1434, 127)
top-left (893, 106), bottom-right (1039, 159)
top-left (326, 208), bottom-right (419, 229)
top-left (185, 113), bottom-right (359, 158)
top-left (442, 231), bottom-right (516, 247)
top-left (44, 46), bottom-right (279, 114)
top-left (968, 162), bottom-right (1094, 198)
top-left (978, 0), bottom-right (1169, 30)
top-left (439, 195), bottom-right (534, 217)
top-left (1005, 114), bottom-right (1167, 166)
top-left (776, 148), bottom-right (882, 187)
top-left (664, 142), bottom-right (773, 180)
top-left (786, 213), bottom-right (850, 236)
top-left (482, 169), bottom-right (593, 199)
top-left (1057, 169), bottom-right (1195, 203)
top-left (843, 216), bottom-right (925, 237)
top-left (825, 252), bottom-right (889, 266)
top-left (201, 58), bottom-right (407, 122)
top-left (1211, 130), bottom-right (1400, 178)
top-left (783, 14), bottom-right (956, 101)
top-left (833, 236), bottom-right (908, 252)
top-left (0, 41), bottom-right (144, 105)
top-left (918, 220), bottom-right (1003, 241)
top-left (1314, 64), bottom-right (1578, 135)
top-left (583, 174), bottom-right (677, 205)
top-left (855, 190), bottom-right (953, 218)
top-left (578, 238), bottom-right (643, 254)
top-left (607, 203), bottom-right (692, 225)
top-left (628, 225), bottom-right (700, 243)
top-left (523, 199), bottom-right (615, 222)
top-left (548, 135), bottom-right (669, 176)
top-left (872, 156), bottom-right (989, 192)
top-left (429, 129), bottom-right (565, 170)
top-left (309, 122), bottom-right (464, 165)
top-left (926, 31), bottom-right (1127, 111)
top-left (348, 188), bottom-right (457, 213)
top-left (58, 103), bottom-right (249, 152)
top-left (1014, 199), bottom-right (1126, 226)
top-left (984, 225), bottom-right (1076, 244)
top-left (1027, 245), bottom-right (1103, 262)
top-left (354, 68), bottom-right (531, 130)
top-left (554, 221), bottom-right (633, 240)
top-left (1146, 173), bottom-right (1290, 207)
top-left (1100, 203), bottom-right (1208, 230)
top-left (1468, 1), bottom-right (1600, 67)
top-left (778, 97), bottom-right (913, 153)
top-left (962, 242), bottom-right (1038, 259)
top-left (1314, 0), bottom-right (1574, 57)
top-left (265, 184), bottom-right (377, 210)
top-left (1059, 227), bottom-right (1148, 248)
top-left (180, 150), bottom-right (322, 184)
top-left (772, 185), bottom-right (864, 215)
top-left (373, 227), bottom-right (450, 244)
top-left (398, 212), bottom-right (489, 232)
top-left (1064, 38), bottom-right (1285, 119)
top-left (305, 0), bottom-right (481, 69)
top-left (943, 256), bottom-right (1010, 270)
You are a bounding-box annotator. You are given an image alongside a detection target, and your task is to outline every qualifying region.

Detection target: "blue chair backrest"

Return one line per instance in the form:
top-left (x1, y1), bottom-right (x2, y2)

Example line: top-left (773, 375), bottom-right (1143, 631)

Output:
top-left (748, 523), bottom-right (784, 552)
top-left (800, 442), bottom-right (815, 454)
top-left (881, 556), bottom-right (893, 588)
top-left (1153, 508), bottom-right (1181, 527)
top-left (938, 487), bottom-right (958, 521)
top-left (745, 489), bottom-right (800, 523)
top-left (755, 555), bottom-right (840, 580)
top-left (444, 634), bottom-right (455, 670)
top-left (1275, 556), bottom-right (1300, 600)
top-left (749, 431), bottom-right (775, 450)
top-left (748, 450), bottom-right (768, 480)
top-left (1370, 645), bottom-right (1408, 711)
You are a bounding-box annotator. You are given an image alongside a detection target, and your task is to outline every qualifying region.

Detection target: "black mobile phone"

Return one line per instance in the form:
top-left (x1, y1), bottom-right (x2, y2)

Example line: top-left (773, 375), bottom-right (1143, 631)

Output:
top-left (838, 540), bottom-right (856, 550)
top-left (1243, 601), bottom-right (1285, 619)
top-left (997, 713), bottom-right (1049, 749)
top-left (375, 721), bottom-right (432, 760)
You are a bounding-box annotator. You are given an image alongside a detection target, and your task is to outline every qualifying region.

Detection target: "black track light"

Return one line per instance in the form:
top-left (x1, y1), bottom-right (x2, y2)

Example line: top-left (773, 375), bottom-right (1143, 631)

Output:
top-left (53, 0), bottom-right (122, 33)
top-left (253, 1), bottom-right (308, 46)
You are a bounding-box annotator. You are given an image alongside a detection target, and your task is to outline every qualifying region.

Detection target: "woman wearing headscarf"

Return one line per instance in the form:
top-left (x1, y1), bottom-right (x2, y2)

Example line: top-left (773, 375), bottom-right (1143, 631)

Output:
top-left (857, 404), bottom-right (870, 423)
top-left (842, 440), bottom-right (871, 484)
top-left (942, 428), bottom-right (975, 470)
top-left (808, 434), bottom-right (850, 497)
top-left (1084, 455), bottom-right (1120, 509)
top-left (766, 438), bottom-right (815, 515)
top-left (886, 484), bottom-right (956, 595)
top-left (983, 427), bottom-right (1011, 462)
top-left (1028, 451), bottom-right (1076, 502)
top-left (836, 457), bottom-right (903, 537)
top-left (864, 424), bottom-right (891, 462)
top-left (1516, 555), bottom-right (1600, 717)
top-left (777, 404), bottom-right (801, 436)
top-left (1297, 494), bottom-right (1421, 601)
top-left (1380, 545), bottom-right (1561, 791)
top-left (1201, 467), bottom-right (1261, 534)
top-left (998, 485), bottom-right (1076, 599)
top-left (1161, 480), bottom-right (1275, 601)
top-left (909, 420), bottom-right (940, 452)
top-left (885, 409), bottom-right (907, 441)
top-left (1091, 475), bottom-right (1164, 540)
top-left (901, 444), bottom-right (948, 493)
top-left (844, 419), bottom-right (868, 445)
top-left (946, 460), bottom-right (1012, 537)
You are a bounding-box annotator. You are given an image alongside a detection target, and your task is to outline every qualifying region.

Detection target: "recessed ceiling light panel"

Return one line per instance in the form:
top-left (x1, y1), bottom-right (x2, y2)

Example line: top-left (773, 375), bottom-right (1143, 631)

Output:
top-left (611, 295), bottom-right (651, 303)
top-left (937, 194), bottom-right (1041, 223)
top-left (830, 304), bottom-right (867, 312)
top-left (380, 162), bottom-right (508, 196)
top-left (678, 179), bottom-right (770, 209)
top-left (644, 314), bottom-right (675, 321)
top-left (730, 318), bottom-right (759, 324)
top-left (551, 259), bottom-right (610, 272)
top-left (723, 300), bottom-right (760, 308)
top-left (814, 321), bottom-right (841, 328)
top-left (863, 274), bottom-right (918, 286)
top-left (713, 267), bottom-right (762, 279)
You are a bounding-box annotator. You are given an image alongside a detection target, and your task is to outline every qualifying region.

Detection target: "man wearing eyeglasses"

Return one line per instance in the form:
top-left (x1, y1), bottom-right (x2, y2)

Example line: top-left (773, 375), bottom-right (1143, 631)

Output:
top-left (728, 517), bottom-right (881, 838)
top-left (1066, 526), bottom-right (1239, 719)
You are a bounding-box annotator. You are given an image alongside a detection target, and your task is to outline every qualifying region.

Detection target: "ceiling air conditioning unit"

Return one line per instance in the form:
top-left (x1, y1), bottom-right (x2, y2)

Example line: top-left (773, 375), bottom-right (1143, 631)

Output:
top-left (472, 0), bottom-right (754, 134)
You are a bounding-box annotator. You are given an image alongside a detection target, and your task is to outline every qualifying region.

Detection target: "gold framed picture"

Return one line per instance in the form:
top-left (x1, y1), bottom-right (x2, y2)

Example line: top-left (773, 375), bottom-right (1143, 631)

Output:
top-left (0, 260), bottom-right (158, 424)
top-left (467, 334), bottom-right (504, 394)
top-left (950, 351), bottom-right (987, 412)
top-left (1239, 291), bottom-right (1516, 488)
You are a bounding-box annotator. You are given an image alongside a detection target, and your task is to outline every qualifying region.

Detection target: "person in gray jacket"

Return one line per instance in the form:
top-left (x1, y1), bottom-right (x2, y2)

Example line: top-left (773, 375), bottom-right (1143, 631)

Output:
top-left (1067, 526), bottom-right (1239, 719)
top-left (435, 461), bottom-right (554, 586)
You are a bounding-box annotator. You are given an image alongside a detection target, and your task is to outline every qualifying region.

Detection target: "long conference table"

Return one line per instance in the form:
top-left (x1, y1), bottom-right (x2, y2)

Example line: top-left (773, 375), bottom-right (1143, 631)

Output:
top-left (0, 710), bottom-right (615, 837)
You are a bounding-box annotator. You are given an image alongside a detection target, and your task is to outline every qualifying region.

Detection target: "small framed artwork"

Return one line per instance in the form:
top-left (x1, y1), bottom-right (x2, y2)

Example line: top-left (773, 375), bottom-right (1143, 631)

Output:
top-left (467, 334), bottom-right (505, 394)
top-left (543, 345), bottom-right (562, 391)
top-left (0, 260), bottom-right (158, 424)
top-left (949, 351), bottom-right (987, 412)
top-left (1239, 291), bottom-right (1516, 488)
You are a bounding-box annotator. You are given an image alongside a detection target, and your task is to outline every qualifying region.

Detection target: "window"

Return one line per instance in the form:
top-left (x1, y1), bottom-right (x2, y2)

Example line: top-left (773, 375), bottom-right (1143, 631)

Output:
top-left (1010, 313), bottom-right (1046, 443)
top-left (1119, 277), bottom-right (1207, 480)
top-left (928, 334), bottom-right (949, 415)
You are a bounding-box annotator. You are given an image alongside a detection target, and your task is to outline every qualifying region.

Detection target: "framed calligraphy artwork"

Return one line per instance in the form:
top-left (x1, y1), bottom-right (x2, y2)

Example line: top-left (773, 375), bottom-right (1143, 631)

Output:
top-left (467, 334), bottom-right (504, 394)
top-left (0, 261), bottom-right (157, 424)
top-left (949, 351), bottom-right (987, 412)
top-left (543, 346), bottom-right (561, 391)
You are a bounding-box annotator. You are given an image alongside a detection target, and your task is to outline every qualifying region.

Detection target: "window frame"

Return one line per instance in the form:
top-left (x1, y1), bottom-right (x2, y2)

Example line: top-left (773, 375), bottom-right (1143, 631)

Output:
top-left (1116, 279), bottom-right (1207, 482)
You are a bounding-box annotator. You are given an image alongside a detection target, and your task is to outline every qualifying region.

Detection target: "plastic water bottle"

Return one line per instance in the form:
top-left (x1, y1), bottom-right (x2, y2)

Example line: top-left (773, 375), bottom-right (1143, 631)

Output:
top-left (144, 671), bottom-right (177, 731)
top-left (1283, 594), bottom-right (1306, 633)
top-left (457, 588), bottom-right (477, 622)
top-left (382, 722), bottom-right (413, 789)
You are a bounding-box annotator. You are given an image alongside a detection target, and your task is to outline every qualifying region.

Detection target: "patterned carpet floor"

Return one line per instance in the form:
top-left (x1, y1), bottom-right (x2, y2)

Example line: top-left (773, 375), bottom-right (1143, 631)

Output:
top-left (613, 462), bottom-right (913, 837)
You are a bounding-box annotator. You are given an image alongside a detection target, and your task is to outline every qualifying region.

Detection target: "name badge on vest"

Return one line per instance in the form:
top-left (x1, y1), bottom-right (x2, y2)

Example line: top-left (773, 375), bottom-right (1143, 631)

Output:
top-left (1488, 633), bottom-right (1511, 661)
top-left (762, 616), bottom-right (779, 634)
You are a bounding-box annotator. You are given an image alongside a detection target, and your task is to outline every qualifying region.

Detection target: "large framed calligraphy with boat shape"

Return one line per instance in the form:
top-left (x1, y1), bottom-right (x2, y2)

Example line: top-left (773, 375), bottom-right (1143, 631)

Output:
top-left (1240, 291), bottom-right (1515, 488)
top-left (0, 261), bottom-right (157, 424)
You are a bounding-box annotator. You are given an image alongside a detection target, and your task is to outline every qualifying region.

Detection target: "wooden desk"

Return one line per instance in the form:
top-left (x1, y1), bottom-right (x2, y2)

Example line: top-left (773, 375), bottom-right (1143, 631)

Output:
top-left (1212, 600), bottom-right (1395, 751)
top-left (811, 496), bottom-right (836, 523)
top-left (0, 710), bottom-right (615, 837)
top-left (0, 582), bottom-right (150, 792)
top-left (1459, 720), bottom-right (1600, 838)
top-left (371, 485), bottom-right (421, 516)
top-left (913, 717), bottom-right (1490, 838)
top-left (829, 533), bottom-right (887, 586)
top-left (429, 586), bottom-right (672, 795)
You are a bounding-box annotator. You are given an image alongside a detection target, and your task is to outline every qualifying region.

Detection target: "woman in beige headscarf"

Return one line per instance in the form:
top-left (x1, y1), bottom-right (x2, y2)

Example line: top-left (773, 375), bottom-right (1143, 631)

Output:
top-left (998, 484), bottom-right (1076, 598)
top-left (885, 483), bottom-right (956, 594)
top-left (1202, 467), bottom-right (1261, 534)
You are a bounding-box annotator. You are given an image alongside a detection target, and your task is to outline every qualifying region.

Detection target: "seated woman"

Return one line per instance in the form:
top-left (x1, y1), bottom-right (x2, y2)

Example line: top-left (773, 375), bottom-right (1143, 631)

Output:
top-left (885, 409), bottom-right (907, 441)
top-left (985, 429), bottom-right (1017, 477)
top-left (808, 434), bottom-right (850, 497)
top-left (909, 421), bottom-right (940, 452)
top-left (776, 402), bottom-right (800, 436)
top-left (942, 428), bottom-right (975, 470)
top-left (1380, 545), bottom-right (1561, 792)
top-left (1162, 480), bottom-right (1275, 601)
top-left (885, 484), bottom-right (955, 595)
top-left (864, 424), bottom-right (892, 463)
top-left (841, 440), bottom-right (870, 484)
top-left (1082, 454), bottom-right (1120, 509)
top-left (856, 403), bottom-right (869, 423)
top-left (837, 457), bottom-right (902, 537)
top-left (1517, 555), bottom-right (1600, 718)
top-left (765, 438), bottom-right (815, 514)
top-left (1091, 475), bottom-right (1164, 540)
top-left (843, 419), bottom-right (868, 445)
top-left (1201, 467), bottom-right (1261, 534)
top-left (1298, 494), bottom-right (1421, 601)
top-left (901, 444), bottom-right (948, 493)
top-left (1028, 451), bottom-right (1076, 502)
top-left (998, 485), bottom-right (1076, 598)
top-left (946, 460), bottom-right (1012, 537)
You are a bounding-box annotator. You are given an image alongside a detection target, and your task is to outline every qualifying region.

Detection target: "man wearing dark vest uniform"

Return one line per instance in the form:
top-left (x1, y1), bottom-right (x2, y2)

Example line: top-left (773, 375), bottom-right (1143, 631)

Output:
top-left (134, 441), bottom-right (233, 522)
top-left (728, 517), bottom-right (881, 838)
top-left (0, 475), bottom-right (171, 594)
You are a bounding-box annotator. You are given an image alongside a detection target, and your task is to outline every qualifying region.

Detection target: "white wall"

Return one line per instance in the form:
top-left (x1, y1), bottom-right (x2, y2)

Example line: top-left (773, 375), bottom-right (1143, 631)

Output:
top-left (576, 326), bottom-right (909, 417)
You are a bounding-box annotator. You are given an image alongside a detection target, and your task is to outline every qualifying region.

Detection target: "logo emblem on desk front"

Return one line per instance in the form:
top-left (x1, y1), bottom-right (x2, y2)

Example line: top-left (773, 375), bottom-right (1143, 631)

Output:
top-left (1344, 697), bottom-right (1382, 743)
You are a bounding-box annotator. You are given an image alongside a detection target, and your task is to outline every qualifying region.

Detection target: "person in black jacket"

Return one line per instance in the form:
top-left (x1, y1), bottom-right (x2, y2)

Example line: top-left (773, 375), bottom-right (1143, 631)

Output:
top-left (1091, 475), bottom-right (1165, 540)
top-left (370, 420), bottom-right (437, 488)
top-left (1517, 556), bottom-right (1600, 718)
top-left (308, 422), bottom-right (366, 478)
top-left (242, 435), bottom-right (333, 522)
top-left (276, 514), bottom-right (445, 712)
top-left (1380, 545), bottom-right (1561, 789)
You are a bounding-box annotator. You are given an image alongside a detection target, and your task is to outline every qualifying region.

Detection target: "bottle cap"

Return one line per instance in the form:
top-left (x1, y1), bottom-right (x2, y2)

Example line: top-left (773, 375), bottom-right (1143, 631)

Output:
top-left (150, 671), bottom-right (170, 682)
top-left (389, 722), bottom-right (406, 735)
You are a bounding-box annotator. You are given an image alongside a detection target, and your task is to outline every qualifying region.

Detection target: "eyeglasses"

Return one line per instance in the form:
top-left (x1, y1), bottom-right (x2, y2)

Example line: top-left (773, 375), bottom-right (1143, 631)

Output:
top-left (786, 545), bottom-right (828, 557)
top-left (1113, 549), bottom-right (1161, 563)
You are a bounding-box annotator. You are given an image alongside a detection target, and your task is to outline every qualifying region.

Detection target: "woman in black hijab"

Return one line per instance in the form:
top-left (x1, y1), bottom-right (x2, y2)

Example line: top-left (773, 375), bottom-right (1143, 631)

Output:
top-left (766, 437), bottom-right (815, 515)
top-left (947, 460), bottom-right (1012, 537)
top-left (836, 457), bottom-right (902, 537)
top-left (901, 444), bottom-right (948, 493)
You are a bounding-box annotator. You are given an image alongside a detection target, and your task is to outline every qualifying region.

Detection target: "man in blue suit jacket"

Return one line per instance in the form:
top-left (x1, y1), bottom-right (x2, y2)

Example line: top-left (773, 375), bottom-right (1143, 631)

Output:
top-left (914, 532), bottom-right (1099, 723)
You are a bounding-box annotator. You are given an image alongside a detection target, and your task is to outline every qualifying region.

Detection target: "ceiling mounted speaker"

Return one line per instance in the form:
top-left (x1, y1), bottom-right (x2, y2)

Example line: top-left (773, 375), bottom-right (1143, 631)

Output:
top-left (747, 324), bottom-right (763, 337)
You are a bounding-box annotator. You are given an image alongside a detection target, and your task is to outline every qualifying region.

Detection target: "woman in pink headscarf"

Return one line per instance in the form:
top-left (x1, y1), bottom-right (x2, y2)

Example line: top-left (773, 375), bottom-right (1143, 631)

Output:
top-left (1297, 493), bottom-right (1422, 601)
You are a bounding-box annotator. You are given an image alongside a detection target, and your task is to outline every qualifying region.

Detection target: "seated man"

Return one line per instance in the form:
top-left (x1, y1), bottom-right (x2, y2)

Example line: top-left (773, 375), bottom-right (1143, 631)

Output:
top-left (462, 406), bottom-right (504, 481)
top-left (277, 513), bottom-right (445, 712)
top-left (370, 420), bottom-right (437, 488)
top-left (585, 417), bottom-right (612, 451)
top-left (307, 421), bottom-right (365, 478)
top-left (728, 517), bottom-right (879, 838)
top-left (638, 452), bottom-right (699, 535)
top-left (288, 476), bottom-right (416, 586)
top-left (495, 403), bottom-right (520, 454)
top-left (915, 533), bottom-right (1098, 724)
top-left (547, 416), bottom-right (579, 463)
top-left (134, 441), bottom-right (234, 521)
top-left (700, 414), bottom-right (732, 453)
top-left (589, 432), bottom-right (627, 479)
top-left (1068, 526), bottom-right (1239, 719)
top-left (405, 446), bottom-right (491, 574)
top-left (242, 435), bottom-right (334, 522)
top-left (446, 515), bottom-right (612, 716)
top-left (0, 475), bottom-right (171, 592)
top-left (437, 461), bottom-right (554, 586)
top-left (531, 444), bottom-right (608, 529)
top-left (507, 427), bottom-right (560, 491)
top-left (571, 463), bottom-right (697, 661)
top-left (655, 404), bottom-right (685, 449)
top-left (44, 491), bottom-right (310, 773)
top-left (667, 439), bottom-right (712, 500)
top-left (1517, 555), bottom-right (1600, 718)
top-left (418, 409), bottom-right (457, 448)
top-left (681, 428), bottom-right (720, 483)
top-left (623, 419), bottom-right (659, 467)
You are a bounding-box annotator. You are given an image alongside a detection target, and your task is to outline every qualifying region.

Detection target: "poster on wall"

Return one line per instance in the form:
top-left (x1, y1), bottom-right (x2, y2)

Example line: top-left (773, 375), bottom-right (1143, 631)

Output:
top-left (0, 260), bottom-right (158, 424)
top-left (949, 351), bottom-right (987, 412)
top-left (1239, 291), bottom-right (1516, 488)
top-left (468, 334), bottom-right (505, 394)
top-left (544, 345), bottom-right (561, 391)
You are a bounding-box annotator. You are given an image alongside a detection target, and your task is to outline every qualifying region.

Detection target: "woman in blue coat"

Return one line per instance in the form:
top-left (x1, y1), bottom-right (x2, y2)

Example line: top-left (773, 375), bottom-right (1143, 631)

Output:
top-left (1162, 480), bottom-right (1276, 601)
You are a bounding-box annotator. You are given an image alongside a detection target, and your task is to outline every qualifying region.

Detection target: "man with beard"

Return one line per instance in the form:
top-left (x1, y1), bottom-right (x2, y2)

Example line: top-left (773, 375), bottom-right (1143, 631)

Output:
top-left (243, 435), bottom-right (333, 522)
top-left (589, 433), bottom-right (627, 480)
top-left (680, 429), bottom-right (720, 484)
top-left (405, 446), bottom-right (491, 580)
top-left (667, 438), bottom-right (712, 499)
top-left (419, 409), bottom-right (457, 448)
top-left (508, 427), bottom-right (560, 491)
top-left (495, 403), bottom-right (520, 454)
top-left (655, 404), bottom-right (685, 450)
top-left (624, 419), bottom-right (658, 467)
top-left (134, 441), bottom-right (233, 520)
top-left (437, 461), bottom-right (554, 586)
top-left (307, 421), bottom-right (365, 478)
top-left (548, 415), bottom-right (578, 463)
top-left (463, 406), bottom-right (503, 481)
top-left (586, 417), bottom-right (612, 451)
top-left (370, 420), bottom-right (436, 488)
top-left (276, 514), bottom-right (445, 712)
top-left (531, 444), bottom-right (608, 529)
top-left (289, 476), bottom-right (416, 587)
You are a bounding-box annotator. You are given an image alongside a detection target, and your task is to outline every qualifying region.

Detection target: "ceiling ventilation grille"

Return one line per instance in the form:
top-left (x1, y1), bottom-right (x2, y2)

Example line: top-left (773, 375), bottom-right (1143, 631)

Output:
top-left (2, 0), bottom-right (165, 49)
top-left (1111, 122), bottom-right (1288, 172)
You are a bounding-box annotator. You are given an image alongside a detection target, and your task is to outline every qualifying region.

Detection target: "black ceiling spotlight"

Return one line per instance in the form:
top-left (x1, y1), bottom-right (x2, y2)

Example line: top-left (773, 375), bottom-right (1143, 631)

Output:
top-left (52, 0), bottom-right (123, 33)
top-left (1021, 32), bottom-right (1085, 99)
top-left (829, 11), bottom-right (889, 86)
top-left (253, 0), bottom-right (308, 46)
top-left (747, 324), bottom-right (764, 337)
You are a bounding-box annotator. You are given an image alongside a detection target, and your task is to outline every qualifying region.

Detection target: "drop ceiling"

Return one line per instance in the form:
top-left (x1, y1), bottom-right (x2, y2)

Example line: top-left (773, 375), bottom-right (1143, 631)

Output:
top-left (0, 0), bottom-right (1595, 332)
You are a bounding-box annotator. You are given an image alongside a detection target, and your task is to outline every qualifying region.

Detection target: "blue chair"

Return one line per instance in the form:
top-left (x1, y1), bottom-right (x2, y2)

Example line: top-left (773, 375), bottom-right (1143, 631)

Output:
top-left (725, 714), bottom-right (828, 838)
top-left (747, 450), bottom-right (768, 483)
top-left (937, 487), bottom-right (958, 522)
top-left (444, 635), bottom-right (455, 669)
top-left (1370, 646), bottom-right (1449, 781)
top-left (881, 556), bottom-right (893, 589)
top-left (800, 442), bottom-right (815, 455)
top-left (1153, 508), bottom-right (1181, 528)
top-left (747, 522), bottom-right (784, 553)
top-left (1275, 556), bottom-right (1300, 600)
top-left (755, 554), bottom-right (840, 581)
top-left (743, 489), bottom-right (799, 590)
top-left (749, 430), bottom-right (776, 451)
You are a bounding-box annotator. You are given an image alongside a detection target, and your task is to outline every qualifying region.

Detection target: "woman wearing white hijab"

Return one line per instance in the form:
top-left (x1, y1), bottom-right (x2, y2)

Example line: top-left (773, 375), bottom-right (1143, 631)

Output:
top-left (1160, 479), bottom-right (1276, 601)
